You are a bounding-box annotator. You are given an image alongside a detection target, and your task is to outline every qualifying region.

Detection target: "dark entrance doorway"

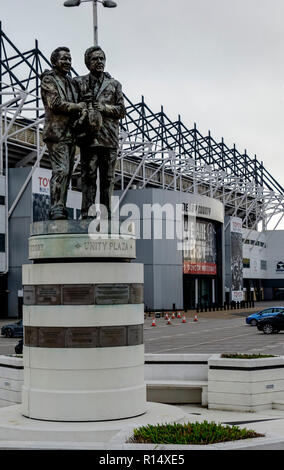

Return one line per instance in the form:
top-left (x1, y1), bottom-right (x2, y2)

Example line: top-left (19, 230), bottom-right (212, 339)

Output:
top-left (273, 288), bottom-right (284, 301)
top-left (183, 275), bottom-right (216, 309)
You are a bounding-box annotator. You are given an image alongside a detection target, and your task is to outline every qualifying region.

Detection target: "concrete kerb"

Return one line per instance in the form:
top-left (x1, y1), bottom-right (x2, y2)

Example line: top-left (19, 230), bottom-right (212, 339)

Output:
top-left (0, 435), bottom-right (284, 450)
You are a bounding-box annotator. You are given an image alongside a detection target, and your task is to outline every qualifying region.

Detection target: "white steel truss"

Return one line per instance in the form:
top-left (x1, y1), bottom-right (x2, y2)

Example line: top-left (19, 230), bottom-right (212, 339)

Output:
top-left (1, 83), bottom-right (284, 243)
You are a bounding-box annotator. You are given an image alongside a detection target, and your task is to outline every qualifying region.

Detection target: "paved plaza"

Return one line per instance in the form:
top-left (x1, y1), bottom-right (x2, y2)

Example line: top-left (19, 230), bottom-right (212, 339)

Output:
top-left (144, 301), bottom-right (284, 356)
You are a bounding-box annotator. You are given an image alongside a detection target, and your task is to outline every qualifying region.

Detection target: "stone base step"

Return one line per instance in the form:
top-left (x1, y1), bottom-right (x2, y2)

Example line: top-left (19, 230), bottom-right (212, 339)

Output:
top-left (273, 401), bottom-right (284, 411)
top-left (0, 402), bottom-right (187, 445)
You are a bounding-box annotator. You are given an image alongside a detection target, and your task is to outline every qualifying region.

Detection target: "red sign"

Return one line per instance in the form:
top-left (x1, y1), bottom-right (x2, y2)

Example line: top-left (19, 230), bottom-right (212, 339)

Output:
top-left (183, 261), bottom-right (217, 275)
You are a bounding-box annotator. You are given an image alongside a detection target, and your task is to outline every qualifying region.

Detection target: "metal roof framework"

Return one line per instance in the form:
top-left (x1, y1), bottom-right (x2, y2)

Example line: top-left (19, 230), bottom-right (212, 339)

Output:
top-left (1, 24), bottom-right (284, 240)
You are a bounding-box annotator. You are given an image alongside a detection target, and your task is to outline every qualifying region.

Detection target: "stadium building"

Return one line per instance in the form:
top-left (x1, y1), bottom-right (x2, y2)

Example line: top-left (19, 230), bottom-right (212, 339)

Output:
top-left (1, 25), bottom-right (284, 317)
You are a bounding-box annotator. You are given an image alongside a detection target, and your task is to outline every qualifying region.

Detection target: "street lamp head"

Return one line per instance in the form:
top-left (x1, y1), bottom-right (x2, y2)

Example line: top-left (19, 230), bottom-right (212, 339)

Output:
top-left (63, 0), bottom-right (117, 45)
top-left (102, 1), bottom-right (117, 7)
top-left (64, 0), bottom-right (117, 6)
top-left (64, 0), bottom-right (81, 6)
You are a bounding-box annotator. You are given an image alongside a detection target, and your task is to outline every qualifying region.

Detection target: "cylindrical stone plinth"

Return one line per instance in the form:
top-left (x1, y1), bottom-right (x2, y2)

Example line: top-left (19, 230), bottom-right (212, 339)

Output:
top-left (22, 223), bottom-right (146, 422)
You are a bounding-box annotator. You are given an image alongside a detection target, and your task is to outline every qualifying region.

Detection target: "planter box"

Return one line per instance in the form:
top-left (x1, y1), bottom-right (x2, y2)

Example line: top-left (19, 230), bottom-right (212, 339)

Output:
top-left (0, 355), bottom-right (24, 407)
top-left (208, 354), bottom-right (284, 412)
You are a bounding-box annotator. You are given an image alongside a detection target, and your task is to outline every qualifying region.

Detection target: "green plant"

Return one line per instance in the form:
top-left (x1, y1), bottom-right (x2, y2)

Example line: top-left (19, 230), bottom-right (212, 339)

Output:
top-left (128, 421), bottom-right (264, 445)
top-left (220, 353), bottom-right (277, 359)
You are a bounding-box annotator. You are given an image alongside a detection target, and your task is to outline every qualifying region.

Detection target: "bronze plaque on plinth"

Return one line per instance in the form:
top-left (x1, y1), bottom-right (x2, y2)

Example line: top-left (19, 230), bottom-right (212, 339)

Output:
top-left (23, 286), bottom-right (36, 305)
top-left (38, 327), bottom-right (66, 348)
top-left (129, 284), bottom-right (144, 304)
top-left (127, 325), bottom-right (144, 346)
top-left (99, 326), bottom-right (127, 348)
top-left (95, 284), bottom-right (129, 305)
top-left (24, 326), bottom-right (39, 347)
top-left (62, 285), bottom-right (94, 305)
top-left (66, 327), bottom-right (99, 348)
top-left (36, 285), bottom-right (61, 305)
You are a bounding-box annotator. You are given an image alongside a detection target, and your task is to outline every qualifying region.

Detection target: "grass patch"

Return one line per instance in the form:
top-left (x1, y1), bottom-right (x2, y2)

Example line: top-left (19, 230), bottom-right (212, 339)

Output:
top-left (128, 421), bottom-right (264, 445)
top-left (220, 353), bottom-right (277, 359)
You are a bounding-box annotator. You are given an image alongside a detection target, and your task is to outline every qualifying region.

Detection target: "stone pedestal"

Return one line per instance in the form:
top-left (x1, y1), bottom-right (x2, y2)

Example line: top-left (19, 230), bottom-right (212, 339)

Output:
top-left (22, 221), bottom-right (146, 422)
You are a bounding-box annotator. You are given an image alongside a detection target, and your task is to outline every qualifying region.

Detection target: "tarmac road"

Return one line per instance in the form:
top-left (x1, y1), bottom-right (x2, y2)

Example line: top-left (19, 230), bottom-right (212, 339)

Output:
top-left (0, 320), bottom-right (20, 355)
top-left (144, 313), bottom-right (284, 356)
top-left (0, 338), bottom-right (19, 356)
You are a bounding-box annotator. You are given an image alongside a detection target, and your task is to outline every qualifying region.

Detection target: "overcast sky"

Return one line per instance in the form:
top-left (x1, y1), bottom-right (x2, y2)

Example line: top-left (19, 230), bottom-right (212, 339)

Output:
top-left (2, 0), bottom-right (284, 192)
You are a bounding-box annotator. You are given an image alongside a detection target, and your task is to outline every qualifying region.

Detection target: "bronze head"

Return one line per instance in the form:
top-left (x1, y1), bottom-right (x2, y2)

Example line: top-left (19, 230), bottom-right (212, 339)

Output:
top-left (50, 47), bottom-right (72, 75)
top-left (84, 46), bottom-right (106, 76)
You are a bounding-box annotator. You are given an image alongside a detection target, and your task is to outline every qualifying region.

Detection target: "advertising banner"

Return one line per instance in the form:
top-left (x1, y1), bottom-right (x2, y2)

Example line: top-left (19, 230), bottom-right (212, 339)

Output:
top-left (32, 168), bottom-right (81, 221)
top-left (183, 218), bottom-right (217, 276)
top-left (183, 261), bottom-right (217, 275)
top-left (230, 217), bottom-right (243, 301)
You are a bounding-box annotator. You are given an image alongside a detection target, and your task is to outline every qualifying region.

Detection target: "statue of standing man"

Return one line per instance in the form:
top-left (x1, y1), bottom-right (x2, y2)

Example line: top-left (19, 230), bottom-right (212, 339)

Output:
top-left (73, 46), bottom-right (126, 220)
top-left (41, 47), bottom-right (86, 220)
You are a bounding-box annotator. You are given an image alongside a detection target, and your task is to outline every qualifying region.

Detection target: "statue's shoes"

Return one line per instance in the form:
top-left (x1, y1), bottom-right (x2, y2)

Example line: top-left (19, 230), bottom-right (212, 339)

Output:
top-left (50, 213), bottom-right (67, 221)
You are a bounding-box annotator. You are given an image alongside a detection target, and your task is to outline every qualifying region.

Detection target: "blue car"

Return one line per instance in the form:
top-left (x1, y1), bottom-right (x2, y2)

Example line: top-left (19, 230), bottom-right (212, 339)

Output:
top-left (246, 307), bottom-right (284, 326)
top-left (1, 320), bottom-right (23, 338)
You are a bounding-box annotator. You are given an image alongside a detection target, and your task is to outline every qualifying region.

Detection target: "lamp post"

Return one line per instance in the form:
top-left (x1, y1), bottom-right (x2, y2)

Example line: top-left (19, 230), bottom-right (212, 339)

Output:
top-left (63, 0), bottom-right (117, 46)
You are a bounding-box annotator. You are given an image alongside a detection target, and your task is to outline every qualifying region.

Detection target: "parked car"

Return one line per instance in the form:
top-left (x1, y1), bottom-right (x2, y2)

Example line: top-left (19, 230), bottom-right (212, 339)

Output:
top-left (257, 311), bottom-right (284, 334)
top-left (1, 320), bottom-right (23, 338)
top-left (246, 307), bottom-right (284, 326)
top-left (15, 339), bottom-right (23, 354)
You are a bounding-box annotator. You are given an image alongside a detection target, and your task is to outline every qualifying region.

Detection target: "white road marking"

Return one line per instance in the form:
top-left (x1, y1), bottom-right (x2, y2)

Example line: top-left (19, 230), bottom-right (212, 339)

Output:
top-left (0, 342), bottom-right (17, 347)
top-left (152, 331), bottom-right (256, 353)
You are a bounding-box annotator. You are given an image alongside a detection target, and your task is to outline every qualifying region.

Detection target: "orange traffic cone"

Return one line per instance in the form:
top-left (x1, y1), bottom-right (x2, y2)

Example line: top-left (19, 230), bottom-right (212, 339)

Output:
top-left (194, 314), bottom-right (198, 322)
top-left (152, 318), bottom-right (157, 327)
top-left (171, 312), bottom-right (175, 319)
top-left (182, 315), bottom-right (186, 323)
top-left (177, 312), bottom-right (181, 319)
top-left (167, 318), bottom-right (172, 325)
top-left (165, 313), bottom-right (169, 320)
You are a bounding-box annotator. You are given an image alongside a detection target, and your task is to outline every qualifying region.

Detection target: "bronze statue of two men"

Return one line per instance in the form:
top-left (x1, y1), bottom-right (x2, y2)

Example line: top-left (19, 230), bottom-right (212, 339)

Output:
top-left (40, 46), bottom-right (126, 221)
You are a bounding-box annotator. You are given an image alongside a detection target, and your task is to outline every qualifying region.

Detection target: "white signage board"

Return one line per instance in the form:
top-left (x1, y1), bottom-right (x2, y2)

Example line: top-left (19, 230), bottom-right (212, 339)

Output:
top-left (232, 290), bottom-right (244, 302)
top-left (230, 217), bottom-right (242, 234)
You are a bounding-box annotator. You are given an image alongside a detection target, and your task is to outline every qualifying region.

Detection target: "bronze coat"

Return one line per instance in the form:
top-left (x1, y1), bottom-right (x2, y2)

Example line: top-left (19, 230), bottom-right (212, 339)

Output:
top-left (73, 72), bottom-right (126, 149)
top-left (41, 69), bottom-right (79, 143)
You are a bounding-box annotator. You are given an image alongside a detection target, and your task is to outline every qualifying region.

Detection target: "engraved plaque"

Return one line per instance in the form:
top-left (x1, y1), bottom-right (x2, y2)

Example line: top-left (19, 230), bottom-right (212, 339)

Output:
top-left (24, 325), bottom-right (142, 349)
top-left (95, 284), bottom-right (129, 305)
top-left (24, 326), bottom-right (39, 347)
top-left (36, 285), bottom-right (61, 305)
top-left (62, 285), bottom-right (94, 305)
top-left (29, 240), bottom-right (45, 258)
top-left (99, 326), bottom-right (127, 348)
top-left (129, 284), bottom-right (144, 304)
top-left (38, 327), bottom-right (66, 348)
top-left (23, 286), bottom-right (36, 305)
top-left (66, 327), bottom-right (99, 348)
top-left (127, 325), bottom-right (144, 346)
